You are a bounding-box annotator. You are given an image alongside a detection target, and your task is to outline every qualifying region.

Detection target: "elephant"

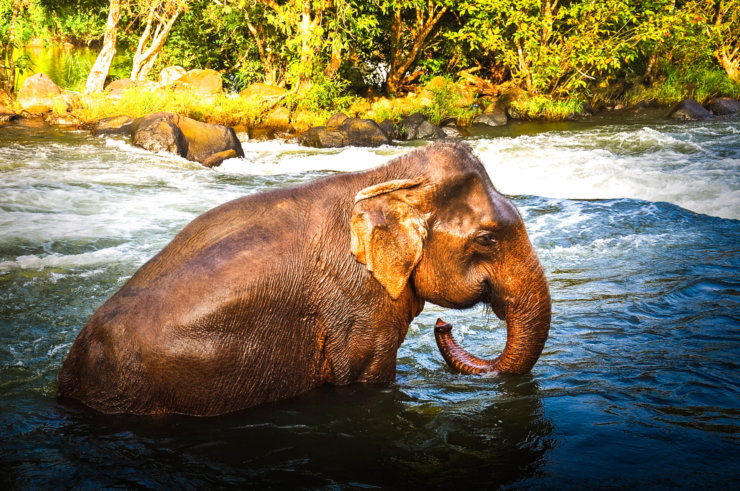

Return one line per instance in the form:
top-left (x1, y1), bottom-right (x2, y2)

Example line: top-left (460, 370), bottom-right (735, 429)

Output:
top-left (57, 141), bottom-right (551, 416)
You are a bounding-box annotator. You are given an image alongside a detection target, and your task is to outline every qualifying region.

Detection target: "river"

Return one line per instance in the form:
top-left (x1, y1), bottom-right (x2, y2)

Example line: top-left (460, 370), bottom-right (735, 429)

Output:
top-left (1, 113), bottom-right (738, 488)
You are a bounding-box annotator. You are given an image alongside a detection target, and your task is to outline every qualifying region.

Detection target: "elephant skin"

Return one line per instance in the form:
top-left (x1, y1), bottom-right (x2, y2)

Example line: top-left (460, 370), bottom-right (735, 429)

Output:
top-left (58, 141), bottom-right (551, 416)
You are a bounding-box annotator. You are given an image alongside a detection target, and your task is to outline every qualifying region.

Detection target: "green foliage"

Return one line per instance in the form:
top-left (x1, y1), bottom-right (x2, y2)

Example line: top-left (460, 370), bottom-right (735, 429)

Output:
top-left (9, 0), bottom-right (740, 120)
top-left (510, 94), bottom-right (584, 120)
top-left (624, 62), bottom-right (740, 106)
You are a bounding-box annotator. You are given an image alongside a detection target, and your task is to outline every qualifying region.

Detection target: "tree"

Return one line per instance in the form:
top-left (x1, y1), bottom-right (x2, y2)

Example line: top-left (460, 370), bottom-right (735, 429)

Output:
top-left (382, 0), bottom-right (450, 95)
top-left (0, 0), bottom-right (35, 94)
top-left (130, 0), bottom-right (188, 82)
top-left (704, 0), bottom-right (740, 82)
top-left (85, 0), bottom-right (120, 93)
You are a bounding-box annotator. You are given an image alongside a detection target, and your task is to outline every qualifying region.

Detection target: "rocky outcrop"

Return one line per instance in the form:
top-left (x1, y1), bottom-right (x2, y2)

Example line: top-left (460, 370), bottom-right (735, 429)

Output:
top-left (439, 118), bottom-right (467, 138)
top-left (378, 119), bottom-right (397, 140)
top-left (264, 106), bottom-right (292, 131)
top-left (668, 99), bottom-right (713, 120)
top-left (398, 113), bottom-right (446, 140)
top-left (132, 113), bottom-right (187, 157)
top-left (130, 112), bottom-right (243, 167)
top-left (17, 73), bottom-right (65, 114)
top-left (173, 69), bottom-right (222, 97)
top-left (706, 96), bottom-right (740, 115)
top-left (159, 66), bottom-right (186, 86)
top-left (92, 115), bottom-right (135, 136)
top-left (473, 100), bottom-right (508, 127)
top-left (298, 114), bottom-right (390, 148)
top-left (44, 112), bottom-right (82, 126)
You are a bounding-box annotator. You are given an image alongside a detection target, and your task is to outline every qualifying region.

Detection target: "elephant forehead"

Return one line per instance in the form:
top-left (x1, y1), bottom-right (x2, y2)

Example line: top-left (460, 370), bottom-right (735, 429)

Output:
top-left (434, 177), bottom-right (517, 228)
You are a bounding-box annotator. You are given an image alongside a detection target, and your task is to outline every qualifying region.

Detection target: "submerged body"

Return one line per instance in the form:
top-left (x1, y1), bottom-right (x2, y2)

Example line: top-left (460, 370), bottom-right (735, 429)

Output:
top-left (58, 142), bottom-right (550, 416)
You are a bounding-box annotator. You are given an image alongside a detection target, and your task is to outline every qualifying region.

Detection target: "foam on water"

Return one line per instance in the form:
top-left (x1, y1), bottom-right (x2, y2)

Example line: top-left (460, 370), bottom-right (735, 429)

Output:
top-left (219, 139), bottom-right (410, 175)
top-left (470, 123), bottom-right (740, 219)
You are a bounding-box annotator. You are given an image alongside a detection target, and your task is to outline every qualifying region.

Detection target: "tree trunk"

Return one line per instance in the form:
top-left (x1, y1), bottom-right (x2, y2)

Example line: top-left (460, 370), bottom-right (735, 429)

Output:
top-left (385, 2), bottom-right (447, 95)
top-left (86, 0), bottom-right (120, 94)
top-left (324, 32), bottom-right (343, 80)
top-left (294, 1), bottom-right (321, 93)
top-left (0, 7), bottom-right (19, 94)
top-left (718, 50), bottom-right (740, 82)
top-left (130, 2), bottom-right (185, 82)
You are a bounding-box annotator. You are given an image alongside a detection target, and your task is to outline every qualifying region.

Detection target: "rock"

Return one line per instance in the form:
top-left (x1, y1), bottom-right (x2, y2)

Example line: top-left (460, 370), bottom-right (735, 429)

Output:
top-left (473, 100), bottom-right (508, 127)
top-left (44, 112), bottom-right (82, 126)
top-left (326, 112), bottom-right (349, 128)
top-left (239, 83), bottom-right (287, 100)
top-left (378, 119), bottom-right (397, 140)
top-left (298, 126), bottom-right (346, 148)
top-left (105, 78), bottom-right (134, 100)
top-left (248, 127), bottom-right (276, 141)
top-left (506, 105), bottom-right (527, 120)
top-left (202, 149), bottom-right (238, 168)
top-left (342, 118), bottom-right (390, 147)
top-left (159, 66), bottom-right (186, 86)
top-left (173, 69), bottom-right (222, 97)
top-left (706, 96), bottom-right (740, 115)
top-left (17, 73), bottom-right (64, 113)
top-left (668, 98), bottom-right (713, 120)
top-left (105, 78), bottom-right (133, 92)
top-left (0, 108), bottom-right (16, 122)
top-left (130, 112), bottom-right (244, 167)
top-left (264, 106), bottom-right (291, 131)
top-left (131, 113), bottom-right (188, 157)
top-left (439, 120), bottom-right (467, 138)
top-left (298, 117), bottom-right (390, 148)
top-left (398, 113), bottom-right (446, 140)
top-left (92, 115), bottom-right (134, 136)
top-left (175, 114), bottom-right (244, 164)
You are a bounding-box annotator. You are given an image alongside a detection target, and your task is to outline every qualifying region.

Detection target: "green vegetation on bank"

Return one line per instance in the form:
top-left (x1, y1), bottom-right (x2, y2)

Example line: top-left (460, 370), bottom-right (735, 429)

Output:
top-left (2, 0), bottom-right (740, 124)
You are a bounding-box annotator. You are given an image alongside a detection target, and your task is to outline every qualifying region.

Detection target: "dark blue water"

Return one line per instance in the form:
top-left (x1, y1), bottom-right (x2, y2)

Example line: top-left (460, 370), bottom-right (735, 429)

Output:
top-left (1, 117), bottom-right (739, 488)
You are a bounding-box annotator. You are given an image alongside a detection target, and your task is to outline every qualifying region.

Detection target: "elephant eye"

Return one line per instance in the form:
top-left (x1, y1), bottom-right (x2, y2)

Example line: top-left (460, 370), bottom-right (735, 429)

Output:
top-left (474, 233), bottom-right (496, 247)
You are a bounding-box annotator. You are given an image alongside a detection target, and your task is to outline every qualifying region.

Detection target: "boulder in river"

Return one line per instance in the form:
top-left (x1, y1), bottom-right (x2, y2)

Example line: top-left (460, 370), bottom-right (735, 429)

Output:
top-left (398, 113), bottom-right (446, 140)
top-left (130, 112), bottom-right (243, 167)
top-left (473, 100), bottom-right (508, 127)
top-left (298, 116), bottom-right (389, 148)
top-left (668, 99), bottom-right (713, 120)
top-left (92, 115), bottom-right (135, 136)
top-left (18, 73), bottom-right (65, 114)
top-left (706, 96), bottom-right (740, 115)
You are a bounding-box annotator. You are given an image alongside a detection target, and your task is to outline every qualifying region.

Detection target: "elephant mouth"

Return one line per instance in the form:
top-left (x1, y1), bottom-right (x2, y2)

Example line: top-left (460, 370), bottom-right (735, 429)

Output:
top-left (478, 280), bottom-right (506, 321)
top-left (434, 270), bottom-right (551, 375)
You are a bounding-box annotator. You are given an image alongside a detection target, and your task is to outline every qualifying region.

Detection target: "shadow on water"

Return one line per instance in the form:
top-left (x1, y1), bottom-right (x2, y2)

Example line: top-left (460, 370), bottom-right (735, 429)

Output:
top-left (14, 376), bottom-right (551, 489)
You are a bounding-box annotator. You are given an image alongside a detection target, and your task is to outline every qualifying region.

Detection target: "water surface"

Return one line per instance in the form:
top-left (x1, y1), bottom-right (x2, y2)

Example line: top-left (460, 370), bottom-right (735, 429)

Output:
top-left (1, 115), bottom-right (739, 488)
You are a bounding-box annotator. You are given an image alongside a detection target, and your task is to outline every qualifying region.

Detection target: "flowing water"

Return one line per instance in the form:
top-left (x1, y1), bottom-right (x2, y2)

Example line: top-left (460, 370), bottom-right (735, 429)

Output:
top-left (1, 114), bottom-right (739, 488)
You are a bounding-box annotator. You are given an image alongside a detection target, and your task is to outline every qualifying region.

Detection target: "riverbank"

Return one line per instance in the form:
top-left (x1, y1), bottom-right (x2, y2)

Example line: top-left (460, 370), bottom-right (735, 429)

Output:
top-left (2, 68), bottom-right (740, 155)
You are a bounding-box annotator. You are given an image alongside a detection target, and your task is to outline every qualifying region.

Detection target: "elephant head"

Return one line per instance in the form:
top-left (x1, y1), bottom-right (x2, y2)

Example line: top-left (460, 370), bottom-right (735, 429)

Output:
top-left (349, 144), bottom-right (551, 374)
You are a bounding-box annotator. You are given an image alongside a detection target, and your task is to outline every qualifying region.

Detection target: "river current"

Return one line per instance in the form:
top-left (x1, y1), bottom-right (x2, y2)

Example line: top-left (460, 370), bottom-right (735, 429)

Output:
top-left (1, 114), bottom-right (738, 488)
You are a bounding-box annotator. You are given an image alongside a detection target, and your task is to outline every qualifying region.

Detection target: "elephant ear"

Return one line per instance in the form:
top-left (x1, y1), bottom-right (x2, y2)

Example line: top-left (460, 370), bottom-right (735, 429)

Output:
top-left (350, 178), bottom-right (427, 299)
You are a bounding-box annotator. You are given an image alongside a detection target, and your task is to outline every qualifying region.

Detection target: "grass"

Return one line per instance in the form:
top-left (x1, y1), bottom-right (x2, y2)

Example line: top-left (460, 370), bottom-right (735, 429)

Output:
top-left (622, 64), bottom-right (740, 107)
top-left (509, 93), bottom-right (585, 120)
top-left (61, 65), bottom-right (739, 132)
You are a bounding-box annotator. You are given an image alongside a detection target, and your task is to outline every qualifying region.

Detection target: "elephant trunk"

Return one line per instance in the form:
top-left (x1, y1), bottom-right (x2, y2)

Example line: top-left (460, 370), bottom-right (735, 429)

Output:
top-left (434, 265), bottom-right (551, 375)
